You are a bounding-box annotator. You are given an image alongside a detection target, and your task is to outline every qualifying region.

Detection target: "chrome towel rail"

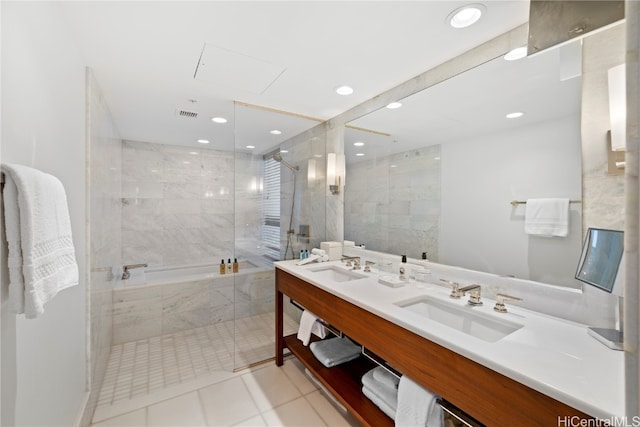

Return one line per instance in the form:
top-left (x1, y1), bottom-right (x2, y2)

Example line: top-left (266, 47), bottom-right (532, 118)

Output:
top-left (289, 299), bottom-right (342, 337)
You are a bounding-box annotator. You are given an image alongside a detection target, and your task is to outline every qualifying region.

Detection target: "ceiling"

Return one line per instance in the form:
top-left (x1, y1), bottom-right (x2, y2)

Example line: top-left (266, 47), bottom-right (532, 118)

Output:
top-left (345, 38), bottom-right (582, 163)
top-left (58, 1), bottom-right (530, 154)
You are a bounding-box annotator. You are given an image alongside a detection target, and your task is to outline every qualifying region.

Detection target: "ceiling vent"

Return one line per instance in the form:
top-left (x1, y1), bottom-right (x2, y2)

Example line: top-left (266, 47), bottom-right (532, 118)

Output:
top-left (177, 109), bottom-right (198, 119)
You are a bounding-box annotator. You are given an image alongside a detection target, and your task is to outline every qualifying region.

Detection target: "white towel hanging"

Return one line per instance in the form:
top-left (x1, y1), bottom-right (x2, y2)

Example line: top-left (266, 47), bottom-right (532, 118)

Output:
top-left (1, 164), bottom-right (79, 318)
top-left (524, 198), bottom-right (570, 237)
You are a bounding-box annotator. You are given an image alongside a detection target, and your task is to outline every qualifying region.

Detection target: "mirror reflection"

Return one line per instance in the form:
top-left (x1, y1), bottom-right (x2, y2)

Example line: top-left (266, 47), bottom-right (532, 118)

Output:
top-left (345, 41), bottom-right (583, 288)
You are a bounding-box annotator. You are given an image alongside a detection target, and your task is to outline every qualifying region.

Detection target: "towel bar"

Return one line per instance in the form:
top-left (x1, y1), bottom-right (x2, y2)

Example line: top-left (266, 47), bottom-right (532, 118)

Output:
top-left (438, 399), bottom-right (485, 427)
top-left (361, 347), bottom-right (402, 380)
top-left (510, 199), bottom-right (581, 206)
top-left (289, 299), bottom-right (342, 337)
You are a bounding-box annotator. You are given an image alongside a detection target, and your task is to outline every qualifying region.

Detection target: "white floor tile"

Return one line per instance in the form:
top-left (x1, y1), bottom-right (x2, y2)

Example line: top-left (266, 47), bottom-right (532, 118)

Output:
top-left (242, 364), bottom-right (302, 412)
top-left (261, 397), bottom-right (327, 427)
top-left (199, 377), bottom-right (260, 426)
top-left (91, 408), bottom-right (146, 426)
top-left (233, 415), bottom-right (267, 426)
top-left (280, 359), bottom-right (318, 395)
top-left (305, 390), bottom-right (358, 427)
top-left (147, 392), bottom-right (206, 426)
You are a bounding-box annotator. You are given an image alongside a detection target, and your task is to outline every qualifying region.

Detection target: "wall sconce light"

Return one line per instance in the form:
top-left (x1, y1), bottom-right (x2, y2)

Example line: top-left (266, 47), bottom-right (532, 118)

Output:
top-left (608, 63), bottom-right (626, 152)
top-left (307, 159), bottom-right (316, 184)
top-left (327, 152), bottom-right (341, 195)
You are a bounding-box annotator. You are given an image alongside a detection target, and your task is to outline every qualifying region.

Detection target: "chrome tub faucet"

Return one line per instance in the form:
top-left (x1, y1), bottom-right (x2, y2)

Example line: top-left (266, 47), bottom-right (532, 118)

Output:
top-left (122, 263), bottom-right (147, 280)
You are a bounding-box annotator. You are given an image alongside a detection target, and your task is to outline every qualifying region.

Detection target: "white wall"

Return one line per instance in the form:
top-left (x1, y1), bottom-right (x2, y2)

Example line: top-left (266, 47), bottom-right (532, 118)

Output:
top-left (440, 115), bottom-right (583, 287)
top-left (1, 2), bottom-right (88, 425)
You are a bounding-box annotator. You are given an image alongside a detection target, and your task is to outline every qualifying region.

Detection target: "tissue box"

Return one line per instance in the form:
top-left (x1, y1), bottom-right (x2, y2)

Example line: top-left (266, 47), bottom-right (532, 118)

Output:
top-left (320, 241), bottom-right (342, 261)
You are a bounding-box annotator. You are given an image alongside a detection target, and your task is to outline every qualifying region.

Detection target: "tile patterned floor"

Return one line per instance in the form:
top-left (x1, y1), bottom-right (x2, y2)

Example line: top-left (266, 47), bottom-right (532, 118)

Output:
top-left (94, 312), bottom-right (300, 423)
top-left (92, 358), bottom-right (359, 427)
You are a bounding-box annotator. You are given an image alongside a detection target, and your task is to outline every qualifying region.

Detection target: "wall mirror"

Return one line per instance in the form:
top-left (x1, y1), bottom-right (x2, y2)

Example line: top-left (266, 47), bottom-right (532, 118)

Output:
top-left (344, 39), bottom-right (584, 288)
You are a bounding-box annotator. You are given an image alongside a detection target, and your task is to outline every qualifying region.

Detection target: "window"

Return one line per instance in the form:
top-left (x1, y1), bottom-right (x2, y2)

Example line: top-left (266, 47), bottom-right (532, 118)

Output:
top-left (262, 156), bottom-right (281, 260)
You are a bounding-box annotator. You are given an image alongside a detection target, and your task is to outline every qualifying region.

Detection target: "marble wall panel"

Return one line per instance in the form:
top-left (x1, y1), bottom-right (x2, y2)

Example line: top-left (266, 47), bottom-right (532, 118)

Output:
top-left (121, 140), bottom-right (263, 266)
top-left (345, 145), bottom-right (441, 258)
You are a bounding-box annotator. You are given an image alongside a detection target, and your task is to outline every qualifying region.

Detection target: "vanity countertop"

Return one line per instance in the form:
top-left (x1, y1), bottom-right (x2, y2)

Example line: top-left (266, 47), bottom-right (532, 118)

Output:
top-left (275, 259), bottom-right (625, 420)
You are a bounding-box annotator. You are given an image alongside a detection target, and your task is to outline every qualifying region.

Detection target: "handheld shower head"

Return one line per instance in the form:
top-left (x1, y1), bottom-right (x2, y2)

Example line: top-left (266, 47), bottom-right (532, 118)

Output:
top-left (273, 153), bottom-right (299, 172)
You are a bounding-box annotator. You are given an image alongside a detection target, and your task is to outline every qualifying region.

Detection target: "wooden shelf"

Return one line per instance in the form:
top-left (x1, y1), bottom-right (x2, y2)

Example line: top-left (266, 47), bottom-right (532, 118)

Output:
top-left (283, 334), bottom-right (394, 427)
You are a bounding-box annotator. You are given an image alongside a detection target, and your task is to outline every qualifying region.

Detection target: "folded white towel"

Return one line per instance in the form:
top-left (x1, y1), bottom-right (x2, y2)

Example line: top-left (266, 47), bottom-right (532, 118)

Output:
top-left (524, 198), bottom-right (570, 237)
top-left (396, 375), bottom-right (443, 427)
top-left (309, 336), bottom-right (361, 367)
top-left (362, 385), bottom-right (396, 419)
top-left (2, 164), bottom-right (79, 318)
top-left (311, 248), bottom-right (326, 256)
top-left (372, 365), bottom-right (400, 390)
top-left (296, 309), bottom-right (328, 346)
top-left (362, 367), bottom-right (398, 409)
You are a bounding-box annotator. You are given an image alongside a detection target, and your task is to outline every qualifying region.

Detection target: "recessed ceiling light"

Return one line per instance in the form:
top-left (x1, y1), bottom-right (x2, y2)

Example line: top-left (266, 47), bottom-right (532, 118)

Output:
top-left (280, 150), bottom-right (289, 153)
top-left (246, 145), bottom-right (255, 149)
top-left (189, 151), bottom-right (199, 155)
top-left (211, 117), bottom-right (227, 123)
top-left (356, 153), bottom-right (365, 157)
top-left (506, 112), bottom-right (524, 119)
top-left (336, 85), bottom-right (354, 96)
top-left (390, 165), bottom-right (397, 168)
top-left (354, 141), bottom-right (365, 147)
top-left (270, 130), bottom-right (282, 135)
top-left (386, 102), bottom-right (403, 109)
top-left (314, 154), bottom-right (323, 158)
top-left (448, 4), bottom-right (485, 28)
top-left (504, 47), bottom-right (527, 61)
top-left (197, 139), bottom-right (210, 144)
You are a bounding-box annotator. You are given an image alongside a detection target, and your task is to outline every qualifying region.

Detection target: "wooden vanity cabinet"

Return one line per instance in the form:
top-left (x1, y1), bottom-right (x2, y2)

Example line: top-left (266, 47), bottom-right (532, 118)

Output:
top-left (275, 268), bottom-right (591, 427)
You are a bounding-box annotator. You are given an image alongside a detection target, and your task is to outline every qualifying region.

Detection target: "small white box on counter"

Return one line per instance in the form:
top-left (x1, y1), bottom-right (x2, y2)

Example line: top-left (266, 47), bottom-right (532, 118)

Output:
top-left (320, 241), bottom-right (343, 261)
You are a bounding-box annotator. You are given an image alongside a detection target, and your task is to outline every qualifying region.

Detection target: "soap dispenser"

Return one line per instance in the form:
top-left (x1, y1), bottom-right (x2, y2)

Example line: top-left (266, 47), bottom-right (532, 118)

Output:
top-left (399, 255), bottom-right (408, 281)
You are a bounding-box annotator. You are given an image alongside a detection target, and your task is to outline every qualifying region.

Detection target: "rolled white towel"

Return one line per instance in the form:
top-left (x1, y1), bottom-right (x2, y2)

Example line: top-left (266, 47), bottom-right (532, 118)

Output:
top-left (311, 248), bottom-right (326, 256)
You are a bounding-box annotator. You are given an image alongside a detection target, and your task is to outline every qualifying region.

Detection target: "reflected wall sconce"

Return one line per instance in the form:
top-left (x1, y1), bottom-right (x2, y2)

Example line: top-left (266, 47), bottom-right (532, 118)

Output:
top-left (327, 152), bottom-right (342, 195)
top-left (608, 63), bottom-right (626, 152)
top-left (307, 159), bottom-right (316, 184)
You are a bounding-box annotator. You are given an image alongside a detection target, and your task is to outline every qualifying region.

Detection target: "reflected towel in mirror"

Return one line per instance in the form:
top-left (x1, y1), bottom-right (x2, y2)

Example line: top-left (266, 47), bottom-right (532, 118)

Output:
top-left (524, 198), bottom-right (570, 237)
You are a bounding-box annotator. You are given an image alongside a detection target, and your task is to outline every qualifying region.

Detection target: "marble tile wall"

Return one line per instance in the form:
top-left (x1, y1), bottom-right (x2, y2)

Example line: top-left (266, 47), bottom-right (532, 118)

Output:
top-left (581, 22), bottom-right (625, 233)
top-left (277, 126), bottom-right (327, 260)
top-left (120, 141), bottom-right (262, 267)
top-left (345, 145), bottom-right (441, 260)
top-left (112, 269), bottom-right (275, 344)
top-left (86, 69), bottom-right (123, 425)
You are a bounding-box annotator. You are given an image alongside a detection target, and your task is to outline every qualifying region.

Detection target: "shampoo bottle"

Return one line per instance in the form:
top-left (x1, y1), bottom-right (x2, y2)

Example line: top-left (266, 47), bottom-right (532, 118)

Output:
top-left (233, 258), bottom-right (239, 273)
top-left (219, 259), bottom-right (226, 275)
top-left (227, 258), bottom-right (232, 273)
top-left (399, 255), bottom-right (408, 281)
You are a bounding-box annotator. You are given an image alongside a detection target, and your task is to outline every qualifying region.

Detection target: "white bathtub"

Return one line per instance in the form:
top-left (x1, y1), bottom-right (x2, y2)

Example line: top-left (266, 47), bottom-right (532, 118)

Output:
top-left (120, 260), bottom-right (264, 288)
top-left (112, 259), bottom-right (276, 344)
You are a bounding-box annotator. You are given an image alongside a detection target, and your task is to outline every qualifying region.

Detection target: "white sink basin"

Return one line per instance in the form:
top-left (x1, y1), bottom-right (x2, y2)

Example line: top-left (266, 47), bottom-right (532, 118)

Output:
top-left (395, 296), bottom-right (523, 342)
top-left (308, 265), bottom-right (367, 283)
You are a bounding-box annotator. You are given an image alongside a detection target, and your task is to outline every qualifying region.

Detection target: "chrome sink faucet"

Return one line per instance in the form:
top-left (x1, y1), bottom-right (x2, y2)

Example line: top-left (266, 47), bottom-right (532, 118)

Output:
top-left (341, 256), bottom-right (360, 269)
top-left (459, 284), bottom-right (483, 306)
